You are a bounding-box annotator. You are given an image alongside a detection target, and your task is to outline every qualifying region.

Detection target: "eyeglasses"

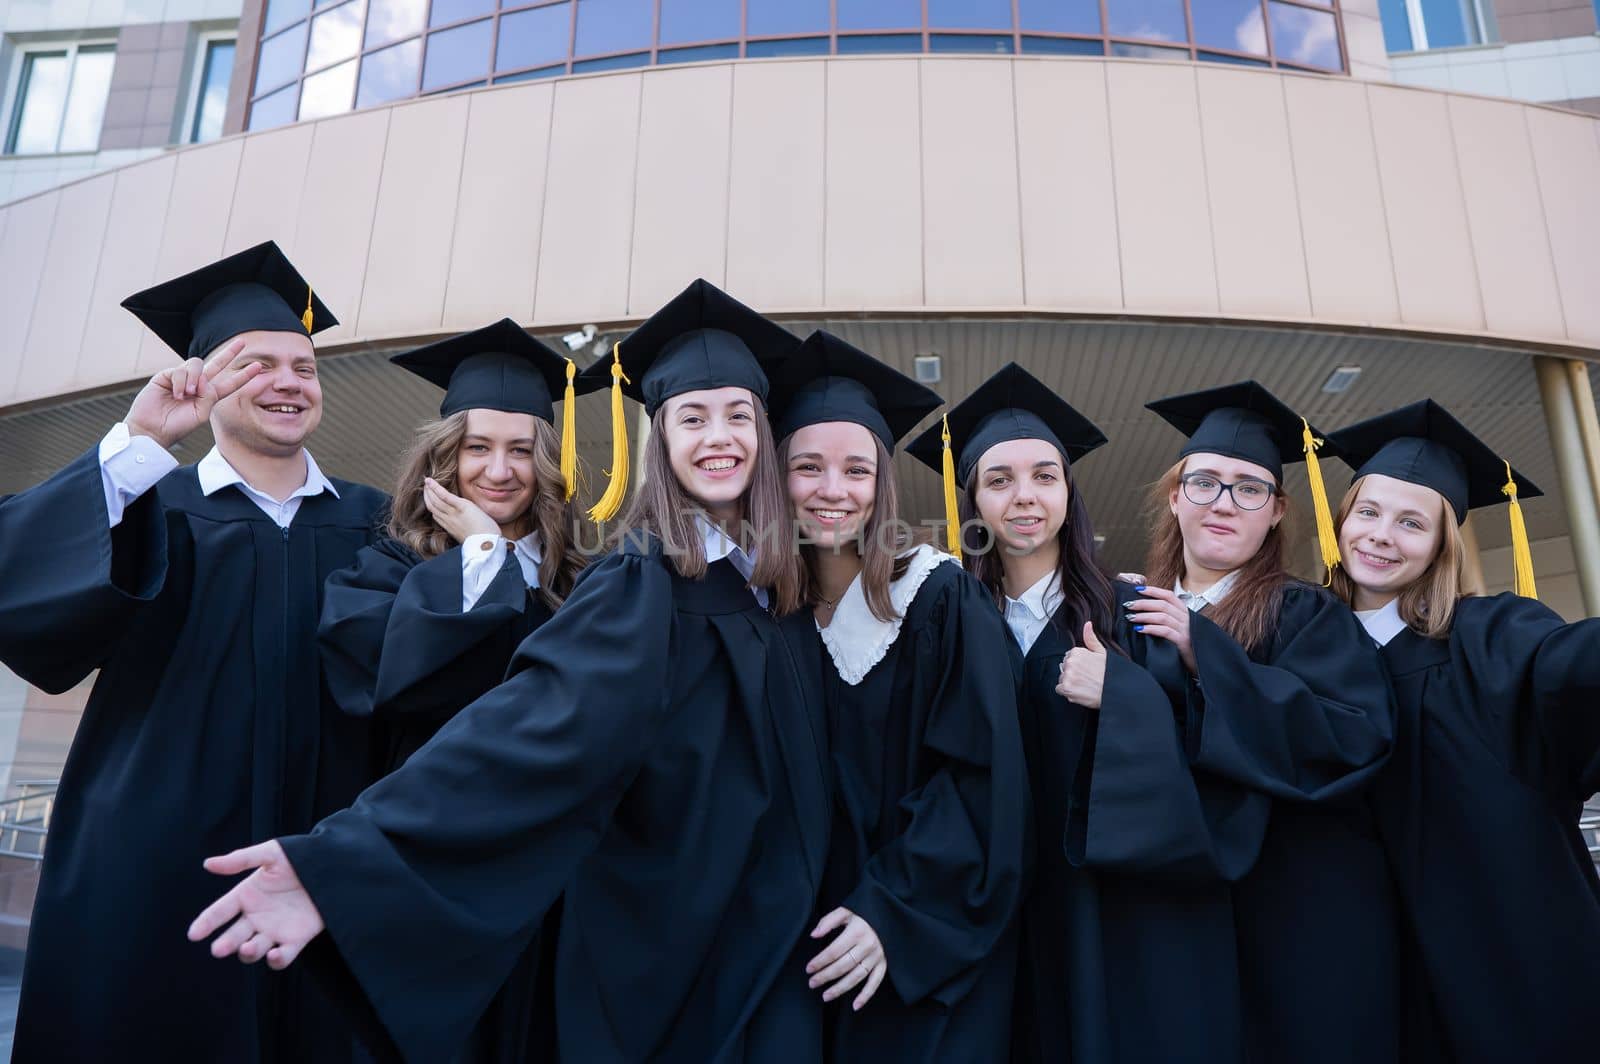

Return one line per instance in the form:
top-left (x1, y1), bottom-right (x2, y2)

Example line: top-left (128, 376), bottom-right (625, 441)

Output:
top-left (1179, 473), bottom-right (1277, 511)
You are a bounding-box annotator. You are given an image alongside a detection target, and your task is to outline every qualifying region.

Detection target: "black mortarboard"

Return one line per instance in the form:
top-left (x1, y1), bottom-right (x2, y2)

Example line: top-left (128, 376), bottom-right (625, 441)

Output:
top-left (390, 318), bottom-right (594, 422)
top-left (1327, 400), bottom-right (1541, 525)
top-left (905, 362), bottom-right (1107, 482)
top-left (121, 240), bottom-right (336, 360)
top-left (769, 331), bottom-right (942, 450)
top-left (1145, 380), bottom-right (1325, 483)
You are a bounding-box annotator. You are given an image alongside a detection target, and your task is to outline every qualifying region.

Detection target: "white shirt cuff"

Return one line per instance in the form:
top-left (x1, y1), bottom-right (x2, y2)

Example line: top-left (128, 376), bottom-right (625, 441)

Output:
top-left (460, 534), bottom-right (507, 611)
top-left (99, 423), bottom-right (179, 528)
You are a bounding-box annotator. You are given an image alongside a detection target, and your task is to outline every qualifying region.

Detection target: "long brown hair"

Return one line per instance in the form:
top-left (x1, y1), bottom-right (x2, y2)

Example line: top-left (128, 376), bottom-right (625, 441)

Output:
top-left (612, 398), bottom-right (805, 617)
top-left (1143, 459), bottom-right (1296, 655)
top-left (1329, 476), bottom-right (1466, 639)
top-left (779, 432), bottom-right (910, 623)
top-left (386, 410), bottom-right (584, 610)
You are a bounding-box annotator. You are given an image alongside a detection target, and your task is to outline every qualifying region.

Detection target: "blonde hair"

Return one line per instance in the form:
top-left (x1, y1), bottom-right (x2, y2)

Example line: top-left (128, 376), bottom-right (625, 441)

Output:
top-left (1329, 476), bottom-right (1466, 640)
top-left (386, 410), bottom-right (584, 610)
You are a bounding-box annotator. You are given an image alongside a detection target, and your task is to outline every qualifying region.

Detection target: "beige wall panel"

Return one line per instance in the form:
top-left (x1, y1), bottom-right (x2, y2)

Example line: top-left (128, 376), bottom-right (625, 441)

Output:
top-left (725, 62), bottom-right (826, 310)
top-left (1525, 107), bottom-right (1600, 346)
top-left (629, 65), bottom-right (734, 314)
top-left (1366, 84), bottom-right (1484, 333)
top-left (1106, 62), bottom-right (1218, 314)
top-left (224, 123), bottom-right (316, 256)
top-left (1012, 59), bottom-right (1122, 312)
top-left (359, 96), bottom-right (471, 338)
top-left (824, 60), bottom-right (923, 308)
top-left (1281, 77), bottom-right (1399, 325)
top-left (0, 193), bottom-right (58, 405)
top-left (136, 138), bottom-right (245, 374)
top-left (292, 109), bottom-right (391, 347)
top-left (443, 84), bottom-right (554, 329)
top-left (1197, 68), bottom-right (1311, 318)
top-left (534, 74), bottom-right (642, 324)
top-left (920, 59), bottom-right (1023, 307)
top-left (15, 175), bottom-right (115, 403)
top-left (77, 156), bottom-right (177, 390)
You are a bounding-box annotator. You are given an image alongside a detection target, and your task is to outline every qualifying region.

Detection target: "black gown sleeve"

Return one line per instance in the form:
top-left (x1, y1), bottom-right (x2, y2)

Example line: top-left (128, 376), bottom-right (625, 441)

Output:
top-left (281, 549), bottom-right (676, 1063)
top-left (841, 571), bottom-right (1030, 1007)
top-left (0, 447), bottom-right (168, 692)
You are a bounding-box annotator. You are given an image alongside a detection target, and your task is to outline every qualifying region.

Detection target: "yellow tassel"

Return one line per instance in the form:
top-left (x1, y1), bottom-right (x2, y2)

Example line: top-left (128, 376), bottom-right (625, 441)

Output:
top-left (1301, 417), bottom-right (1341, 582)
top-left (587, 343), bottom-right (630, 523)
top-left (1503, 460), bottom-right (1538, 599)
top-left (940, 414), bottom-right (963, 563)
top-left (560, 358), bottom-right (578, 503)
top-left (301, 285), bottom-right (314, 333)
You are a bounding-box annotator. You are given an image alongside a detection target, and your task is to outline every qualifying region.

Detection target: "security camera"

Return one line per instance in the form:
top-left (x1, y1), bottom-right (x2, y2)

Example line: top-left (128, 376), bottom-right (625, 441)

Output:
top-left (562, 324), bottom-right (597, 351)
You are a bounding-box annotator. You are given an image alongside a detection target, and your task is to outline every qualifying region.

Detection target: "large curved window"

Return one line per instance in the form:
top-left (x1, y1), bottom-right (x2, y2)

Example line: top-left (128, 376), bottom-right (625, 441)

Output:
top-left (248, 0), bottom-right (1347, 130)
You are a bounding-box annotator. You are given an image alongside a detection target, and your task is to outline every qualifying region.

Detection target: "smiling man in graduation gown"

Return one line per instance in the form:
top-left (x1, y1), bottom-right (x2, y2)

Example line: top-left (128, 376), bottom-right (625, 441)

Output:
top-left (0, 242), bottom-right (386, 1062)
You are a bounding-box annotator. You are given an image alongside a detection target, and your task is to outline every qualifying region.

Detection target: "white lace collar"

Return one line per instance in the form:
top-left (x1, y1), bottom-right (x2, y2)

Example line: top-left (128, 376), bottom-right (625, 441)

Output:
top-left (817, 543), bottom-right (956, 686)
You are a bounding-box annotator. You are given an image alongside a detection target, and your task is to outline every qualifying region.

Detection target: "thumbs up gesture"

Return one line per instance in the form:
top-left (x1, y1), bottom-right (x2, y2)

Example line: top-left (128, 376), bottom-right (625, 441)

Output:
top-left (1056, 622), bottom-right (1109, 709)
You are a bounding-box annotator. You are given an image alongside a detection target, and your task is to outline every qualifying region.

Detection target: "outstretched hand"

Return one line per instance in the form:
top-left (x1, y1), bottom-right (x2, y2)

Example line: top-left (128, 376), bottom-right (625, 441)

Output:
top-left (187, 839), bottom-right (324, 970)
top-left (125, 338), bottom-right (266, 449)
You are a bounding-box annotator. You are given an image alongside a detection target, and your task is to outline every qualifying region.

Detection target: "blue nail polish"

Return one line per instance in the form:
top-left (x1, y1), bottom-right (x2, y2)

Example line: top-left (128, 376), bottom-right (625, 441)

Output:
top-left (1134, 625), bottom-right (1145, 632)
top-left (1133, 585), bottom-right (1146, 592)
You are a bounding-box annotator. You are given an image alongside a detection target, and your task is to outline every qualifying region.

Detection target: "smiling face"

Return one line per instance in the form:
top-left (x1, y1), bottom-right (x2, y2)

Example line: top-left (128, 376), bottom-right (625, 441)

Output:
top-left (1338, 474), bottom-right (1446, 608)
top-left (1169, 452), bottom-right (1285, 576)
top-left (662, 386), bottom-right (759, 522)
top-left (456, 408), bottom-right (540, 536)
top-left (208, 329), bottom-right (323, 456)
top-left (972, 437), bottom-right (1070, 559)
top-left (785, 421), bottom-right (878, 550)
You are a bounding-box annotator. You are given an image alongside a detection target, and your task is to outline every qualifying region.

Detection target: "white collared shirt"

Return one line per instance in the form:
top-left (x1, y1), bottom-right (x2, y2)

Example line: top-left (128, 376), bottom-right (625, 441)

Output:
top-left (460, 531), bottom-right (544, 611)
top-left (98, 422), bottom-right (336, 529)
top-left (1004, 570), bottom-right (1064, 655)
top-left (698, 516), bottom-right (768, 609)
top-left (1355, 597), bottom-right (1408, 647)
top-left (1175, 569), bottom-right (1240, 612)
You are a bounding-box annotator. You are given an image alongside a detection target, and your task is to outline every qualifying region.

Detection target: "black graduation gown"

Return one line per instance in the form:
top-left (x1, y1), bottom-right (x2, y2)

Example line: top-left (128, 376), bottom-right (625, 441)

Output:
top-left (1373, 593), bottom-right (1600, 1064)
top-left (0, 447), bottom-right (385, 1063)
top-left (282, 536), bottom-right (832, 1064)
top-left (808, 556), bottom-right (1028, 1062)
top-left (317, 536), bottom-right (557, 1063)
top-left (1012, 582), bottom-right (1253, 1064)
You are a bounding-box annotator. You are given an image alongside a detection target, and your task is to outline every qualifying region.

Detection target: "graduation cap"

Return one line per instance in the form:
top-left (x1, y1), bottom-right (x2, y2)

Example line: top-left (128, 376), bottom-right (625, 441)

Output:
top-left (1328, 399), bottom-right (1542, 598)
top-left (1147, 380), bottom-right (1343, 575)
top-left (904, 362), bottom-right (1108, 560)
top-left (122, 240), bottom-right (336, 360)
top-left (769, 331), bottom-right (942, 450)
top-left (391, 319), bottom-right (599, 502)
top-left (576, 279), bottom-right (801, 521)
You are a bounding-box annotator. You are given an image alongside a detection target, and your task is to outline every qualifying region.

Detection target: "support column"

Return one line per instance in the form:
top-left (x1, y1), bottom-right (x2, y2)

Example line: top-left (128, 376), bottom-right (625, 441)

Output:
top-left (1534, 356), bottom-right (1600, 617)
top-left (1458, 515), bottom-right (1486, 596)
top-left (1564, 359), bottom-right (1600, 512)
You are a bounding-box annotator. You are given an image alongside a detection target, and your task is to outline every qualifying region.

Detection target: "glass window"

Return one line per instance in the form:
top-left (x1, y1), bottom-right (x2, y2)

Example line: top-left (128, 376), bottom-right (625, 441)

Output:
top-left (571, 51), bottom-right (650, 71)
top-left (307, 0), bottom-right (366, 70)
top-left (256, 23), bottom-right (310, 93)
top-left (836, 0), bottom-right (923, 30)
top-left (249, 83), bottom-right (300, 130)
top-left (928, 0), bottom-right (1015, 27)
top-left (746, 36), bottom-right (831, 55)
top-left (928, 33), bottom-right (1015, 51)
top-left (574, 0), bottom-right (654, 55)
top-left (495, 64), bottom-right (566, 83)
top-left (299, 57), bottom-right (357, 118)
top-left (836, 32), bottom-right (923, 51)
top-left (430, 0), bottom-right (494, 27)
top-left (1018, 0), bottom-right (1102, 34)
top-left (5, 45), bottom-right (116, 155)
top-left (659, 43), bottom-right (741, 62)
top-left (1106, 0), bottom-right (1188, 40)
top-left (1020, 35), bottom-right (1105, 51)
top-left (659, 0), bottom-right (740, 44)
top-left (358, 37), bottom-right (422, 106)
top-left (365, 0), bottom-right (426, 47)
top-left (1376, 0), bottom-right (1413, 50)
top-left (1268, 2), bottom-right (1340, 68)
top-left (1417, 0), bottom-right (1478, 47)
top-left (1190, 0), bottom-right (1266, 54)
top-left (189, 39), bottom-right (236, 143)
top-left (497, 3), bottom-right (572, 72)
top-left (1198, 48), bottom-right (1269, 63)
top-left (423, 17), bottom-right (494, 89)
top-left (1109, 40), bottom-right (1189, 56)
top-left (263, 0), bottom-right (313, 36)
top-left (746, 0), bottom-right (829, 35)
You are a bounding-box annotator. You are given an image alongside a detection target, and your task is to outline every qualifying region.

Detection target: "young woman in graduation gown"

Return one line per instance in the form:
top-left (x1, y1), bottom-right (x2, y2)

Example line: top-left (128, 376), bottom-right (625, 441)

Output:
top-left (188, 280), bottom-right (833, 1064)
top-left (1325, 400), bottom-right (1600, 1064)
top-left (908, 364), bottom-right (1249, 1064)
top-left (1086, 382), bottom-right (1400, 1063)
top-left (315, 320), bottom-right (594, 1062)
top-left (767, 335), bottom-right (1028, 1062)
